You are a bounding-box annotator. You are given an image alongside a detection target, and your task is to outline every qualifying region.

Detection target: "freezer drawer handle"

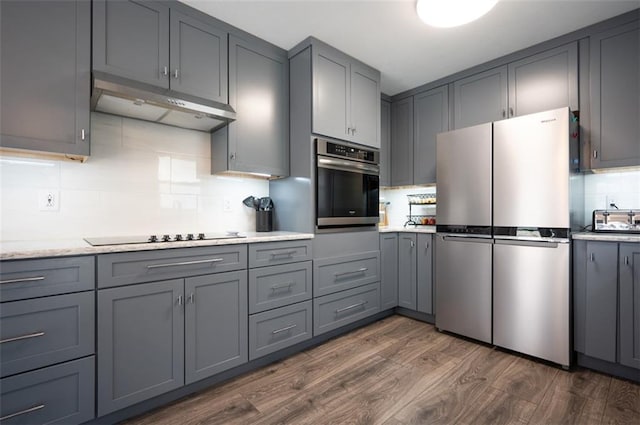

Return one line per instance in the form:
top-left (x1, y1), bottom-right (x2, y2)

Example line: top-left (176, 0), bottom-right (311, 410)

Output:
top-left (147, 258), bottom-right (224, 269)
top-left (334, 268), bottom-right (368, 279)
top-left (335, 301), bottom-right (367, 314)
top-left (0, 404), bottom-right (45, 421)
top-left (270, 281), bottom-right (295, 291)
top-left (270, 250), bottom-right (296, 259)
top-left (0, 331), bottom-right (45, 344)
top-left (271, 324), bottom-right (297, 335)
top-left (0, 276), bottom-right (45, 285)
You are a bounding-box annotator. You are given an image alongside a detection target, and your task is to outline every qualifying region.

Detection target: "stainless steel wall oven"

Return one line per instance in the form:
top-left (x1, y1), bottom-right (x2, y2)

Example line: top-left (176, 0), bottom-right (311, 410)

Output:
top-left (315, 139), bottom-right (379, 229)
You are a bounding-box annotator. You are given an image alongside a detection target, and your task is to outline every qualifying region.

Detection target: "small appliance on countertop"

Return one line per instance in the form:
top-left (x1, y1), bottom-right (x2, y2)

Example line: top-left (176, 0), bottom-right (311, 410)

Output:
top-left (592, 209), bottom-right (639, 233)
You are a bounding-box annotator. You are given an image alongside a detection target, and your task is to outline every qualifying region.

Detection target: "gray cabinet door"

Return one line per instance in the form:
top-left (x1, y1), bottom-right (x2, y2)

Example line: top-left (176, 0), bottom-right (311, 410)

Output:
top-left (170, 10), bottom-right (227, 103)
top-left (590, 21), bottom-right (640, 169)
top-left (313, 45), bottom-right (350, 140)
top-left (185, 271), bottom-right (247, 384)
top-left (379, 233), bottom-right (398, 310)
top-left (584, 242), bottom-right (618, 363)
top-left (508, 42), bottom-right (578, 117)
top-left (93, 0), bottom-right (170, 88)
top-left (380, 100), bottom-right (392, 187)
top-left (391, 97), bottom-right (414, 186)
top-left (619, 243), bottom-right (640, 369)
top-left (350, 62), bottom-right (381, 148)
top-left (398, 233), bottom-right (417, 310)
top-left (416, 233), bottom-right (433, 315)
top-left (0, 0), bottom-right (90, 157)
top-left (213, 36), bottom-right (289, 176)
top-left (97, 279), bottom-right (184, 416)
top-left (453, 65), bottom-right (508, 129)
top-left (413, 86), bottom-right (449, 184)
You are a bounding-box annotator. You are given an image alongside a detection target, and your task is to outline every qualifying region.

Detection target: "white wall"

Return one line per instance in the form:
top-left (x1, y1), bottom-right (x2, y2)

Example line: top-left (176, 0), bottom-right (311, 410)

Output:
top-left (381, 186), bottom-right (437, 228)
top-left (0, 113), bottom-right (269, 241)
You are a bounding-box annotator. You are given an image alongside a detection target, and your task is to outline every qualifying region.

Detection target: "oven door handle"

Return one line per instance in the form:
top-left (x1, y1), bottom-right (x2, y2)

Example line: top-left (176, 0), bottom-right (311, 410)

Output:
top-left (317, 157), bottom-right (379, 175)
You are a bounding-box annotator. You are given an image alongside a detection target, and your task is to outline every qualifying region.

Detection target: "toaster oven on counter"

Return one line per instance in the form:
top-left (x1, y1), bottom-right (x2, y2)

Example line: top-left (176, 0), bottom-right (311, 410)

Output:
top-left (592, 209), bottom-right (640, 233)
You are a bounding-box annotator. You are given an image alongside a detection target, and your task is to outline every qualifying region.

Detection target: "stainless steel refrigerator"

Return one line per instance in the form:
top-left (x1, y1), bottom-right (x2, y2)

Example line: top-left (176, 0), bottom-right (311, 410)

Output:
top-left (435, 107), bottom-right (581, 367)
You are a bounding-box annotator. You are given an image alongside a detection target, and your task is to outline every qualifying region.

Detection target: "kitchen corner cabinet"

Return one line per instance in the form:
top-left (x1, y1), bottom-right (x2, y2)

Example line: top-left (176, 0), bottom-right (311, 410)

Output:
top-left (212, 35), bottom-right (289, 177)
top-left (93, 0), bottom-right (228, 103)
top-left (0, 0), bottom-right (90, 158)
top-left (312, 42), bottom-right (381, 148)
top-left (413, 86), bottom-right (449, 184)
top-left (619, 243), bottom-right (640, 369)
top-left (380, 233), bottom-right (399, 309)
top-left (391, 97), bottom-right (414, 186)
top-left (589, 20), bottom-right (640, 169)
top-left (380, 100), bottom-right (391, 187)
top-left (398, 234), bottom-right (417, 310)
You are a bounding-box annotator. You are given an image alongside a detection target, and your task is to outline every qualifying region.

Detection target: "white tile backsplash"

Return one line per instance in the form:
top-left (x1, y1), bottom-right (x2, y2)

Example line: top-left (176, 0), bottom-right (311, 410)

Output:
top-left (381, 186), bottom-right (437, 228)
top-left (0, 113), bottom-right (269, 241)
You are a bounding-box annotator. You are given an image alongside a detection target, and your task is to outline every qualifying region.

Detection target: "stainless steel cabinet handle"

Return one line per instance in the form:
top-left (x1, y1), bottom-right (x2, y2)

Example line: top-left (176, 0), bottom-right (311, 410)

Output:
top-left (502, 109), bottom-right (506, 118)
top-left (352, 127), bottom-right (356, 135)
top-left (0, 331), bottom-right (45, 344)
top-left (81, 129), bottom-right (86, 141)
top-left (173, 69), bottom-right (179, 79)
top-left (188, 293), bottom-right (195, 304)
top-left (0, 276), bottom-right (45, 285)
top-left (410, 240), bottom-right (415, 248)
top-left (271, 324), bottom-right (297, 335)
top-left (176, 295), bottom-right (183, 306)
top-left (0, 404), bottom-right (45, 421)
top-left (593, 150), bottom-right (598, 159)
top-left (590, 253), bottom-right (595, 262)
top-left (425, 241), bottom-right (430, 249)
top-left (270, 281), bottom-right (295, 291)
top-left (270, 250), bottom-right (296, 258)
top-left (625, 256), bottom-right (630, 265)
top-left (335, 301), bottom-right (367, 314)
top-left (147, 258), bottom-right (224, 269)
top-left (509, 107), bottom-right (514, 117)
top-left (162, 66), bottom-right (168, 76)
top-left (334, 267), bottom-right (368, 278)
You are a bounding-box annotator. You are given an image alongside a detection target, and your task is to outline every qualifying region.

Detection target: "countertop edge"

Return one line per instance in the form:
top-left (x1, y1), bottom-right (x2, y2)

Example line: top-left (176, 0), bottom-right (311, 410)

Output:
top-left (571, 232), bottom-right (640, 242)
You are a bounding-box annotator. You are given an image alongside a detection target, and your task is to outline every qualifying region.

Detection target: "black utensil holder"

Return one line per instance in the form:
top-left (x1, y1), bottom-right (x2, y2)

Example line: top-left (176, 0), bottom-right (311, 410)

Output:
top-left (256, 210), bottom-right (273, 232)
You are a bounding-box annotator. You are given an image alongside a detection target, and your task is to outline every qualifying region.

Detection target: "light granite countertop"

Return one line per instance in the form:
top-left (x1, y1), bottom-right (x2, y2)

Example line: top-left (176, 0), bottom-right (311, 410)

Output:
top-left (0, 231), bottom-right (314, 261)
top-left (379, 226), bottom-right (436, 234)
top-left (572, 232), bottom-right (640, 243)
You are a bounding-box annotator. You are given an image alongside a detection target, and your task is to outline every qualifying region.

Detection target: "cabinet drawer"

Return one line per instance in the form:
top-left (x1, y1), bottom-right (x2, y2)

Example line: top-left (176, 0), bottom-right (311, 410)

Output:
top-left (313, 282), bottom-right (380, 336)
top-left (0, 256), bottom-right (94, 302)
top-left (249, 261), bottom-right (312, 314)
top-left (249, 301), bottom-right (312, 360)
top-left (0, 292), bottom-right (94, 378)
top-left (0, 356), bottom-right (95, 425)
top-left (314, 251), bottom-right (380, 296)
top-left (249, 240), bottom-right (312, 268)
top-left (97, 245), bottom-right (247, 288)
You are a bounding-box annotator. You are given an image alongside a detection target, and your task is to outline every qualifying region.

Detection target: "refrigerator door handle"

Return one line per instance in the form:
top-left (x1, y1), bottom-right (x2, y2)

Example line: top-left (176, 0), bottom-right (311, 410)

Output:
top-left (494, 238), bottom-right (563, 248)
top-left (440, 235), bottom-right (494, 244)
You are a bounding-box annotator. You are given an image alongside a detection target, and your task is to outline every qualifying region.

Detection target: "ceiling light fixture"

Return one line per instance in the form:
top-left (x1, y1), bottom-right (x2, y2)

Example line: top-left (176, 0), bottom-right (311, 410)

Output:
top-left (416, 0), bottom-right (499, 28)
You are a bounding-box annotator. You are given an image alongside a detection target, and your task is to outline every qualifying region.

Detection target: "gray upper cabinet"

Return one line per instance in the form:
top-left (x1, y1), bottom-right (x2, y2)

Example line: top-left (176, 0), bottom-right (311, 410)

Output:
top-left (0, 0), bottom-right (90, 158)
top-left (416, 233), bottom-right (433, 315)
top-left (380, 100), bottom-right (391, 187)
top-left (93, 0), bottom-right (228, 104)
top-left (413, 86), bottom-right (449, 184)
top-left (453, 65), bottom-right (508, 129)
top-left (589, 20), bottom-right (639, 169)
top-left (508, 42), bottom-right (578, 117)
top-left (212, 35), bottom-right (289, 176)
top-left (312, 42), bottom-right (381, 148)
top-left (379, 233), bottom-right (398, 310)
top-left (619, 243), bottom-right (640, 369)
top-left (391, 97), bottom-right (414, 186)
top-left (398, 233), bottom-right (417, 310)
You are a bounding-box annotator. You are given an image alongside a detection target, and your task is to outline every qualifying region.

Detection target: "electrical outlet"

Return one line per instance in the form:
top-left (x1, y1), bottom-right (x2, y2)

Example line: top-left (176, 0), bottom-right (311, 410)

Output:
top-left (38, 190), bottom-right (60, 211)
top-left (223, 197), bottom-right (233, 212)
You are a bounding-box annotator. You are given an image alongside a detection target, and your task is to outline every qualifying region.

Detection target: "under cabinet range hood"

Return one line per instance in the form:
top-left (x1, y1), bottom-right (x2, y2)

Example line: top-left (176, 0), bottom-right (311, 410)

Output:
top-left (91, 72), bottom-right (236, 132)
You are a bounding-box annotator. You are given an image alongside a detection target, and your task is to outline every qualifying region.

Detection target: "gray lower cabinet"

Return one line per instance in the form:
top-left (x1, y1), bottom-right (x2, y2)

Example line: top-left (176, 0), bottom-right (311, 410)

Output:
top-left (380, 99), bottom-right (392, 187)
top-left (249, 261), bottom-right (312, 314)
top-left (249, 300), bottom-right (312, 360)
top-left (398, 234), bottom-right (417, 310)
top-left (391, 97), bottom-right (414, 186)
top-left (212, 35), bottom-right (289, 177)
top-left (248, 240), bottom-right (312, 268)
top-left (313, 251), bottom-right (380, 297)
top-left (589, 20), bottom-right (640, 169)
top-left (453, 65), bottom-right (508, 129)
top-left (416, 234), bottom-right (434, 315)
top-left (379, 233), bottom-right (398, 310)
top-left (0, 357), bottom-right (95, 425)
top-left (314, 283), bottom-right (380, 336)
top-left (413, 86), bottom-right (449, 185)
top-left (0, 0), bottom-right (90, 157)
top-left (619, 243), bottom-right (640, 369)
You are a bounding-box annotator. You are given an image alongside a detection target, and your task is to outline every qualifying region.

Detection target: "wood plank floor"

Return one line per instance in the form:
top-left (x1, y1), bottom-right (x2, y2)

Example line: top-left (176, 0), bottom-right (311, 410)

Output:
top-left (123, 315), bottom-right (640, 425)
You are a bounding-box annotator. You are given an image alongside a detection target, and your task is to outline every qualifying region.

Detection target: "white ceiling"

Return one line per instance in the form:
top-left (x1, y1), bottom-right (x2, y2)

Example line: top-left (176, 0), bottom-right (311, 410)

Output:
top-left (179, 0), bottom-right (639, 96)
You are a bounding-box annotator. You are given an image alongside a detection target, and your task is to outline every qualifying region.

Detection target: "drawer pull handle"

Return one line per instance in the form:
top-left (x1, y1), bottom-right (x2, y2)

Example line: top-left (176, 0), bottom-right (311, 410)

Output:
top-left (270, 250), bottom-right (297, 259)
top-left (0, 331), bottom-right (45, 345)
top-left (335, 301), bottom-right (368, 314)
top-left (270, 281), bottom-right (295, 291)
top-left (334, 267), bottom-right (368, 279)
top-left (147, 258), bottom-right (224, 269)
top-left (271, 324), bottom-right (297, 335)
top-left (0, 404), bottom-right (45, 421)
top-left (625, 256), bottom-right (630, 266)
top-left (0, 276), bottom-right (45, 285)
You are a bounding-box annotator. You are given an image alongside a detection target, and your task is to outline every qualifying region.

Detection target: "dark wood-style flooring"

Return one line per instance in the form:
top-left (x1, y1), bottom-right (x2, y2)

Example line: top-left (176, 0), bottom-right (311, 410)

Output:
top-left (123, 315), bottom-right (640, 425)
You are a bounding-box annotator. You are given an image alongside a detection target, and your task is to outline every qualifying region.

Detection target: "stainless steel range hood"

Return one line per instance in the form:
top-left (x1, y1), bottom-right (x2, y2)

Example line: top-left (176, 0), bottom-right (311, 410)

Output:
top-left (91, 71), bottom-right (236, 132)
